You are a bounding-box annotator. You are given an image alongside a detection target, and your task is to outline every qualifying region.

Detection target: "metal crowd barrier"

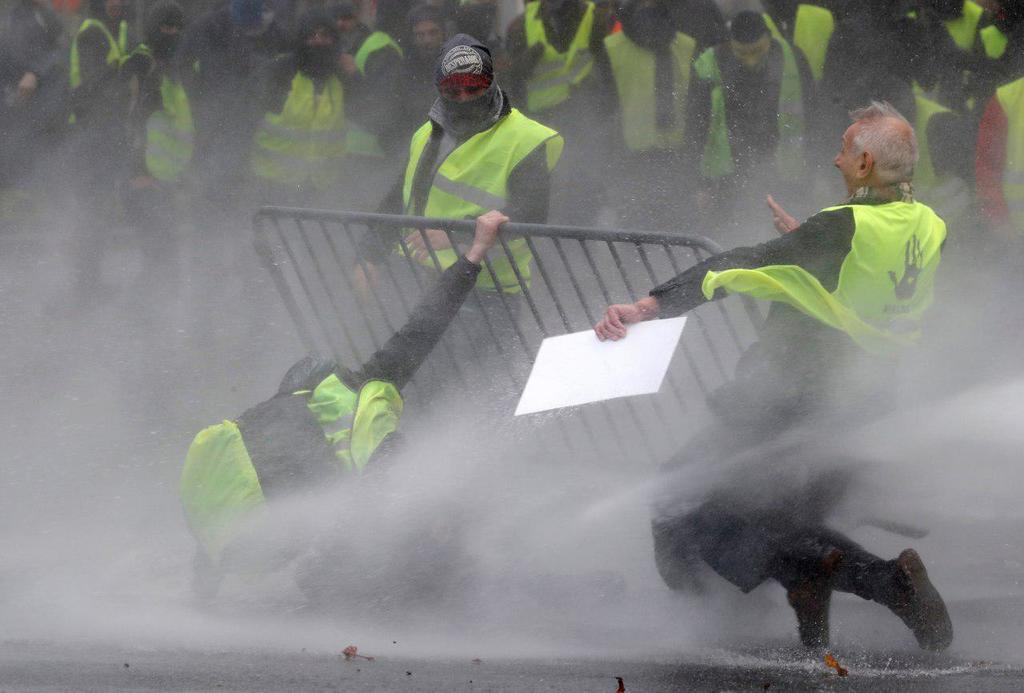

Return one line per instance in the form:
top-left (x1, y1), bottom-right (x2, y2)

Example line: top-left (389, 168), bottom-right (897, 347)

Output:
top-left (253, 207), bottom-right (763, 468)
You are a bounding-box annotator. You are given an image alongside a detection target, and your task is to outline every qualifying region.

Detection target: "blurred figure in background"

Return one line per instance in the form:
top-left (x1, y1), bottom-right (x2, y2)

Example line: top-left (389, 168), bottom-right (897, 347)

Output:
top-left (250, 9), bottom-right (346, 205)
top-left (911, 93), bottom-right (974, 242)
top-left (175, 0), bottom-right (289, 219)
top-left (976, 72), bottom-right (1024, 238)
top-left (668, 0), bottom-right (727, 54)
top-left (122, 1), bottom-right (191, 234)
top-left (505, 0), bottom-right (609, 223)
top-left (816, 0), bottom-right (920, 138)
top-left (329, 0), bottom-right (405, 205)
top-left (65, 0), bottom-right (137, 302)
top-left (976, 0), bottom-right (1024, 96)
top-left (689, 11), bottom-right (815, 233)
top-left (454, 0), bottom-right (504, 55)
top-left (597, 0), bottom-right (697, 230)
top-left (395, 3), bottom-right (449, 140)
top-left (761, 0), bottom-right (835, 84)
top-left (908, 0), bottom-right (989, 112)
top-left (0, 0), bottom-right (66, 197)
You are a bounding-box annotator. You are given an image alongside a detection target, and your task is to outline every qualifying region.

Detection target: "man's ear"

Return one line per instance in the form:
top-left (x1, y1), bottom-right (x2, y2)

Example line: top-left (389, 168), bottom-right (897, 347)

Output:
top-left (857, 150), bottom-right (873, 180)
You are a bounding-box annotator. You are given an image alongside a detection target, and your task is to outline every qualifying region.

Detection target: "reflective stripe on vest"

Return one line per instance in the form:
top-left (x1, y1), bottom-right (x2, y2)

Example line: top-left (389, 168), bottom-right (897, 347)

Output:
top-left (401, 109), bottom-right (563, 292)
top-left (69, 18), bottom-right (128, 89)
top-left (604, 30), bottom-right (695, 152)
top-left (702, 202), bottom-right (946, 354)
top-left (695, 39), bottom-right (804, 179)
top-left (996, 77), bottom-right (1024, 232)
top-left (981, 24), bottom-right (1008, 59)
top-left (251, 73), bottom-right (346, 188)
top-left (523, 0), bottom-right (595, 113)
top-left (764, 4), bottom-right (834, 82)
top-left (301, 374), bottom-right (403, 473)
top-left (146, 77), bottom-right (195, 182)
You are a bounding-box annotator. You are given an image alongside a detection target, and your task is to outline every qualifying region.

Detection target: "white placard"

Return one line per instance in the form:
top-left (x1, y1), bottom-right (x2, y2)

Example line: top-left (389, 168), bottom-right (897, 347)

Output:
top-left (514, 317), bottom-right (687, 416)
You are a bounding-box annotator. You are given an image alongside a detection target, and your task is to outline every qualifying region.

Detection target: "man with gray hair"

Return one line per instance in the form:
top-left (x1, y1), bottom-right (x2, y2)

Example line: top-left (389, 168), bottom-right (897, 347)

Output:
top-left (594, 102), bottom-right (952, 650)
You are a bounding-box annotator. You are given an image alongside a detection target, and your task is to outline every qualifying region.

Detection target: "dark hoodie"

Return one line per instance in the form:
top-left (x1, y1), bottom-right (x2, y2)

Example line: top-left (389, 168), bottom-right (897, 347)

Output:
top-left (361, 34), bottom-right (554, 261)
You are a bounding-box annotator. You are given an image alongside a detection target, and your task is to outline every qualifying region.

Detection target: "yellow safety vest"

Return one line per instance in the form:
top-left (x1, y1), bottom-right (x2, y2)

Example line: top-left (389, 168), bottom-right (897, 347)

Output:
top-left (604, 30), bottom-right (695, 152)
top-left (763, 4), bottom-right (834, 82)
top-left (523, 0), bottom-right (595, 113)
top-left (180, 376), bottom-right (403, 562)
top-left (996, 76), bottom-right (1024, 232)
top-left (69, 18), bottom-right (128, 89)
top-left (695, 39), bottom-right (804, 180)
top-left (401, 109), bottom-right (563, 292)
top-left (146, 77), bottom-right (195, 182)
top-left (251, 72), bottom-right (346, 189)
top-left (703, 201), bottom-right (946, 354)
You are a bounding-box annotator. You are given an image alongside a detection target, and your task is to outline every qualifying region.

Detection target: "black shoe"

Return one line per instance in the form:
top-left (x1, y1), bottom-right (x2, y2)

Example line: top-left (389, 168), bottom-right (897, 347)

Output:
top-left (786, 549), bottom-right (842, 648)
top-left (888, 549), bottom-right (953, 652)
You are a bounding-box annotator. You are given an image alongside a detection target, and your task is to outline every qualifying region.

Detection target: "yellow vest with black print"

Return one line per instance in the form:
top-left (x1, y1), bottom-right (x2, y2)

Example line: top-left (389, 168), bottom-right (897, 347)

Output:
top-left (996, 76), bottom-right (1024, 232)
top-left (702, 202), bottom-right (946, 355)
top-left (401, 109), bottom-right (564, 292)
top-left (763, 4), bottom-right (834, 82)
top-left (251, 73), bottom-right (346, 189)
top-left (523, 0), bottom-right (595, 113)
top-left (180, 377), bottom-right (402, 562)
top-left (694, 39), bottom-right (804, 180)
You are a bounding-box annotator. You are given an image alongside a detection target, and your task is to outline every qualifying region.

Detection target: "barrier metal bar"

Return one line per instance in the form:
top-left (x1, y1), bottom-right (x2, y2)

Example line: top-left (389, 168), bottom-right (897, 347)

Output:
top-left (253, 207), bottom-right (761, 467)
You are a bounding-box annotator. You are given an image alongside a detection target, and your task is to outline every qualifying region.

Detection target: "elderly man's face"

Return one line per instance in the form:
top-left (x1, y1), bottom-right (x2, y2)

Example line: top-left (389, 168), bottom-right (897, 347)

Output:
top-left (729, 35), bottom-right (771, 71)
top-left (835, 122), bottom-right (870, 194)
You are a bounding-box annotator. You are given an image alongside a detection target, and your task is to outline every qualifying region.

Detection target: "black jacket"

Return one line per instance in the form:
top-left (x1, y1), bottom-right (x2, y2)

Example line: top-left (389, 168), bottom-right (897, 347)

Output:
top-left (652, 200), bottom-right (910, 426)
top-left (238, 255), bottom-right (483, 495)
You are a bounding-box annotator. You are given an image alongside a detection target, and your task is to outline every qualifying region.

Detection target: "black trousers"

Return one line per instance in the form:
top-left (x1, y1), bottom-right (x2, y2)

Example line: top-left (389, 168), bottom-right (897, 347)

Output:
top-left (651, 414), bottom-right (903, 606)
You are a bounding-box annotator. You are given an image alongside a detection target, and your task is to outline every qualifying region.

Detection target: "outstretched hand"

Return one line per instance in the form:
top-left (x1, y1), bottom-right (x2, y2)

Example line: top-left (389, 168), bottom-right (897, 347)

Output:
top-left (466, 209), bottom-right (509, 264)
top-left (766, 194), bottom-right (799, 234)
top-left (594, 296), bottom-right (659, 341)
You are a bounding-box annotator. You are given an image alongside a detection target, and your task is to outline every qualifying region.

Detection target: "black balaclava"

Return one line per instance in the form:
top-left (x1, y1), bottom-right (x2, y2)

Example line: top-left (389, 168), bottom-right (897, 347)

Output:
top-left (296, 10), bottom-right (340, 80)
top-left (429, 34), bottom-right (505, 138)
top-left (144, 1), bottom-right (185, 61)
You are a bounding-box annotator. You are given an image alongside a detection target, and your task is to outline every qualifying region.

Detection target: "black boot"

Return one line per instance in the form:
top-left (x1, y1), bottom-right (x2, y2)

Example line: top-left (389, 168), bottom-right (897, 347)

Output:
top-left (884, 549), bottom-right (953, 652)
top-left (785, 548), bottom-right (842, 648)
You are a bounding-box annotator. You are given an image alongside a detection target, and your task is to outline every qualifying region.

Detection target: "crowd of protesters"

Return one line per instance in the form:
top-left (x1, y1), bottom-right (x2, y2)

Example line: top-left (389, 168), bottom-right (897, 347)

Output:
top-left (0, 0), bottom-right (1023, 242)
